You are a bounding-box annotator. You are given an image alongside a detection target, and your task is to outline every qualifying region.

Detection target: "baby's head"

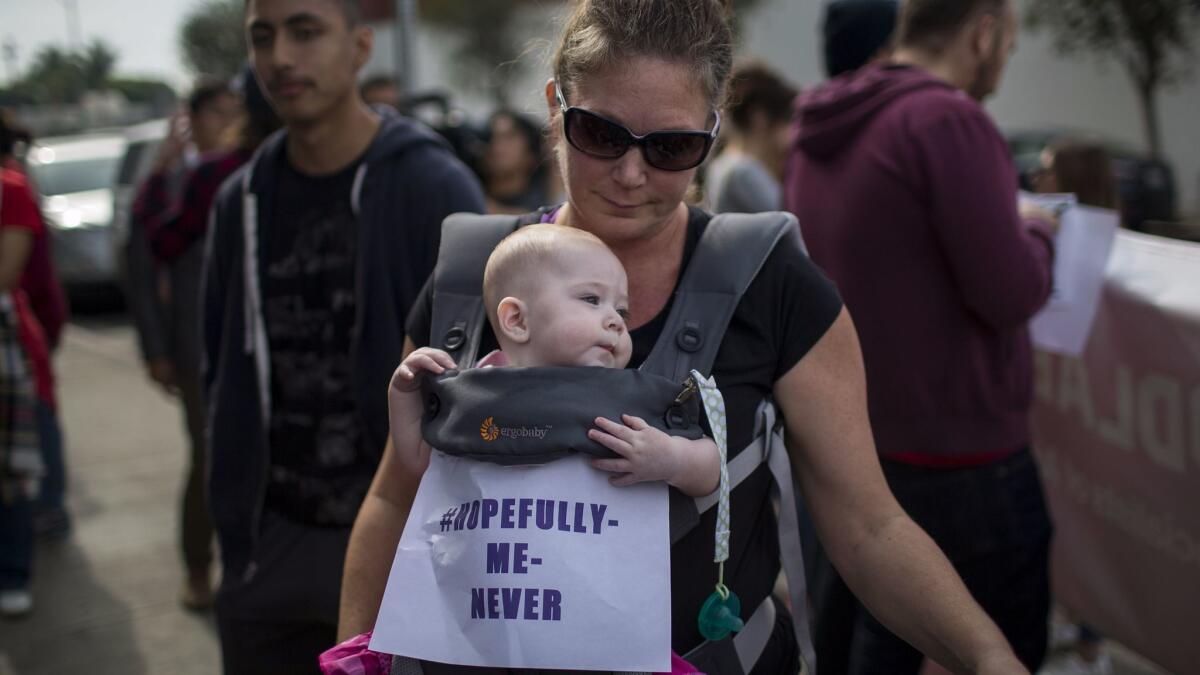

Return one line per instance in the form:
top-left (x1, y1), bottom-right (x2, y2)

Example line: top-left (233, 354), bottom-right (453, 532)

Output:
top-left (483, 224), bottom-right (633, 369)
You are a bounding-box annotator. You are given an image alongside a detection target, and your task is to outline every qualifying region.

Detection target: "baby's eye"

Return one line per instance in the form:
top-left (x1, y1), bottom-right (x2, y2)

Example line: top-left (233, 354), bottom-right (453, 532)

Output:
top-left (580, 295), bottom-right (600, 305)
top-left (617, 308), bottom-right (631, 320)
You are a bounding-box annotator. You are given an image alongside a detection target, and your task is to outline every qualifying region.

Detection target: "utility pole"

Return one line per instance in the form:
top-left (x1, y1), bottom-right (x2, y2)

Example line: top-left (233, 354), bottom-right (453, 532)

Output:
top-left (393, 0), bottom-right (416, 93)
top-left (60, 0), bottom-right (83, 50)
top-left (1, 37), bottom-right (17, 85)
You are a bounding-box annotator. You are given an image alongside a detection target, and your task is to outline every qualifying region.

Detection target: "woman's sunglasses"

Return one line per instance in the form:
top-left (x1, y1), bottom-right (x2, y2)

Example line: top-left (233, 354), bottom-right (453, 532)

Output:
top-left (555, 81), bottom-right (720, 172)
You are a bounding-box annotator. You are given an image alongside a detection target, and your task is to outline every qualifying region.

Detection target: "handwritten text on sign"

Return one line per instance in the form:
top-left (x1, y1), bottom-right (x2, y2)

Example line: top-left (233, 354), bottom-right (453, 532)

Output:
top-left (370, 453), bottom-right (672, 671)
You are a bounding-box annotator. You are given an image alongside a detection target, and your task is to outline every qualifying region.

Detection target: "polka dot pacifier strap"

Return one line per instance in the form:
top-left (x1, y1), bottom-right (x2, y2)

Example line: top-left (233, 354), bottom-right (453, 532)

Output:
top-left (690, 370), bottom-right (744, 641)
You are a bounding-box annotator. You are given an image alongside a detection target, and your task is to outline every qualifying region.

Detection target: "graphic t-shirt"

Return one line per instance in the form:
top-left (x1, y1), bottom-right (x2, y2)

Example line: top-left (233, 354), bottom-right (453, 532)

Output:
top-left (406, 206), bottom-right (844, 656)
top-left (262, 156), bottom-right (374, 527)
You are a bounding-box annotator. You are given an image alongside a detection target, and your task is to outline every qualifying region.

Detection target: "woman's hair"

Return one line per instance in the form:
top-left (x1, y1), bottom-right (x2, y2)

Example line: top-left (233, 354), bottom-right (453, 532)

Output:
top-left (726, 61), bottom-right (798, 132)
top-left (0, 109), bottom-right (33, 158)
top-left (552, 0), bottom-right (734, 111)
top-left (1046, 139), bottom-right (1119, 211)
top-left (234, 67), bottom-right (282, 152)
top-left (488, 109), bottom-right (543, 166)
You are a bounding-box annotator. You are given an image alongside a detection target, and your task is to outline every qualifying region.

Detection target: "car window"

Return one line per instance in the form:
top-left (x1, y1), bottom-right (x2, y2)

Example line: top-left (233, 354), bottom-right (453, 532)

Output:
top-left (29, 156), bottom-right (120, 196)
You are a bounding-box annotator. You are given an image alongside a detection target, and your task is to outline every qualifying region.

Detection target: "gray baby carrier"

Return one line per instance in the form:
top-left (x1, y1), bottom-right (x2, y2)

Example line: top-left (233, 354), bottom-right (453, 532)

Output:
top-left (392, 212), bottom-right (816, 675)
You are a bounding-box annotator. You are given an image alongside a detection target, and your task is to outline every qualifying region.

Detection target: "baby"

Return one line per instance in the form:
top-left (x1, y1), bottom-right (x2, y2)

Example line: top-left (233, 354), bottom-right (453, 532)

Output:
top-left (389, 223), bottom-right (720, 497)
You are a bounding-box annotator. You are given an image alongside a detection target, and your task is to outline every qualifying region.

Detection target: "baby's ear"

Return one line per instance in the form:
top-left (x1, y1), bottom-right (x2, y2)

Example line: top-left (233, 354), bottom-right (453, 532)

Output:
top-left (496, 297), bottom-right (531, 344)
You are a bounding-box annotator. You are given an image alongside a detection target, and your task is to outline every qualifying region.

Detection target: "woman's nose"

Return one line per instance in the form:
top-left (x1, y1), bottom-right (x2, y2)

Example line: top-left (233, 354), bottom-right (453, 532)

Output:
top-left (610, 146), bottom-right (648, 189)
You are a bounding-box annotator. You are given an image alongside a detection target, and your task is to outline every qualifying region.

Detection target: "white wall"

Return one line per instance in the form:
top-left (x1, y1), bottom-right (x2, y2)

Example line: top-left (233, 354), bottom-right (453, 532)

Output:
top-left (367, 0), bottom-right (1200, 216)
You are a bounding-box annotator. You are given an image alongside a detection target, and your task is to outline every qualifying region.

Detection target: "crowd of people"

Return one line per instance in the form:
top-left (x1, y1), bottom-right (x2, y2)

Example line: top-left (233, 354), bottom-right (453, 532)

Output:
top-left (0, 0), bottom-right (1160, 673)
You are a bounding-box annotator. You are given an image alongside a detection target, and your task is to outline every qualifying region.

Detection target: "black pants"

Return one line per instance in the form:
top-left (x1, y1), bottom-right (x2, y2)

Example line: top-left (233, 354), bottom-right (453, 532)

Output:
top-left (176, 363), bottom-right (212, 574)
top-left (811, 448), bottom-right (1053, 675)
top-left (215, 512), bottom-right (351, 674)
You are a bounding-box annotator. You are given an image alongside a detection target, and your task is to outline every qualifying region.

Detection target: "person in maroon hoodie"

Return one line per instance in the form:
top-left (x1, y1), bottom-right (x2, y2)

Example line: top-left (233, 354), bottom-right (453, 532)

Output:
top-left (786, 0), bottom-right (1058, 672)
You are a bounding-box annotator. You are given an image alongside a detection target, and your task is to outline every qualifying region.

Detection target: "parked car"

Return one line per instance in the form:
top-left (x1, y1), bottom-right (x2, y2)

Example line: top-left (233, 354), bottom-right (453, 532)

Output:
top-left (25, 133), bottom-right (127, 291)
top-left (1006, 128), bottom-right (1177, 231)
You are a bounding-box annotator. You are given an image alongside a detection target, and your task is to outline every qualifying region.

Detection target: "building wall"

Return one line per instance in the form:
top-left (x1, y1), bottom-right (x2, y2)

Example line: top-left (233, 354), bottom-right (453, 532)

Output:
top-left (367, 0), bottom-right (1200, 215)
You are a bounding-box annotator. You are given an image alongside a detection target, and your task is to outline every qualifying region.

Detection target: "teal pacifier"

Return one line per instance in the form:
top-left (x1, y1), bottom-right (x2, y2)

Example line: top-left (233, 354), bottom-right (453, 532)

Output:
top-left (689, 370), bottom-right (744, 642)
top-left (698, 585), bottom-right (744, 641)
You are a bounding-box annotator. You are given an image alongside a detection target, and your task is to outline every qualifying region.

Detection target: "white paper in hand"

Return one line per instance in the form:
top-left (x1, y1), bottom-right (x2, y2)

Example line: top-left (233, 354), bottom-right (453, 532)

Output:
top-left (1023, 195), bottom-right (1120, 356)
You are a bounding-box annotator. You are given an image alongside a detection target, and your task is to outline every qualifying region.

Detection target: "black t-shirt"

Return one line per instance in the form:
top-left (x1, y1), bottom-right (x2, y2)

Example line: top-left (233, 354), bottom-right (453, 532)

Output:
top-left (406, 206), bottom-right (843, 654)
top-left (262, 155), bottom-right (374, 527)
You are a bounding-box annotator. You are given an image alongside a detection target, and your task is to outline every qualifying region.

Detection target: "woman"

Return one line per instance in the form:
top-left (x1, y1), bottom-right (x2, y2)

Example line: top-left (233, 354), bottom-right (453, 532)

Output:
top-left (705, 61), bottom-right (796, 213)
top-left (1034, 138), bottom-right (1117, 675)
top-left (480, 109), bottom-right (550, 215)
top-left (130, 67), bottom-right (280, 610)
top-left (0, 113), bottom-right (52, 617)
top-left (340, 1), bottom-right (1026, 672)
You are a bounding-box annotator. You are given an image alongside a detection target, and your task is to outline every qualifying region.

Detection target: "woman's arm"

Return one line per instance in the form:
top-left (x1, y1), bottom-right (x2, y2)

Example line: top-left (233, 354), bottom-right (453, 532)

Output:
top-left (0, 229), bottom-right (34, 291)
top-left (339, 337), bottom-right (425, 641)
top-left (774, 308), bottom-right (1025, 675)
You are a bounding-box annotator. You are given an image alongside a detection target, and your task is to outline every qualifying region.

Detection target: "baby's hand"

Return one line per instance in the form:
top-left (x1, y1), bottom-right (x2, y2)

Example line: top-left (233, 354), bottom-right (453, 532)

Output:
top-left (588, 415), bottom-right (718, 496)
top-left (390, 348), bottom-right (457, 394)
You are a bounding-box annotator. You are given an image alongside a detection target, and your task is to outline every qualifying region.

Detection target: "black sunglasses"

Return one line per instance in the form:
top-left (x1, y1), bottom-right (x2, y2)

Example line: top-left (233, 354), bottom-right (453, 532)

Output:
top-left (555, 81), bottom-right (720, 172)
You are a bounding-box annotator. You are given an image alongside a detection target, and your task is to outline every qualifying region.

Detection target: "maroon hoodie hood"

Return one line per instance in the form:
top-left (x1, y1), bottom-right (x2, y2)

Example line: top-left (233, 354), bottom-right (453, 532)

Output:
top-left (794, 64), bottom-right (954, 160)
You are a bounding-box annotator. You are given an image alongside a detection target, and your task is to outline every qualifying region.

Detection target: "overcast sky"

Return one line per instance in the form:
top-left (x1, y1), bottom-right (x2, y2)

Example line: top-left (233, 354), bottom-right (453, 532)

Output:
top-left (1, 0), bottom-right (202, 89)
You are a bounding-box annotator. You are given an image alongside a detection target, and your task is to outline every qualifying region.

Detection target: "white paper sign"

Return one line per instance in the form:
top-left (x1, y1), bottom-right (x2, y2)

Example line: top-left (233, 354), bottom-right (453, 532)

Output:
top-left (1022, 193), bottom-right (1120, 356)
top-left (370, 452), bottom-right (672, 672)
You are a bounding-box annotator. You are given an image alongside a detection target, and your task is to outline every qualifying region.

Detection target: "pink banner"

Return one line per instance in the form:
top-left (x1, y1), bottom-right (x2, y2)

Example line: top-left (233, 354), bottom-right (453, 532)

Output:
top-left (1031, 231), bottom-right (1200, 675)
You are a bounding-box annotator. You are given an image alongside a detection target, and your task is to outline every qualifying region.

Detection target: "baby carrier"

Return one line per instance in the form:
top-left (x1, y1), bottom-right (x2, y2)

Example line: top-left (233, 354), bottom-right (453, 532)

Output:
top-left (392, 212), bottom-right (817, 675)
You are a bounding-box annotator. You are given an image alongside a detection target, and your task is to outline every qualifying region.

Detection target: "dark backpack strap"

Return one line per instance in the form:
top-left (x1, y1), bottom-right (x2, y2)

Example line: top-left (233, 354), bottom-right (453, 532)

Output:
top-left (639, 212), bottom-right (799, 544)
top-left (428, 213), bottom-right (522, 369)
top-left (639, 212), bottom-right (799, 382)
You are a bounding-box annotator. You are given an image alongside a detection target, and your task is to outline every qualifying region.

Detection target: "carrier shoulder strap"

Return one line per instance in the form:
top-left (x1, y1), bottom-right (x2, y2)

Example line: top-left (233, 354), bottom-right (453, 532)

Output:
top-left (639, 212), bottom-right (799, 382)
top-left (427, 213), bottom-right (522, 368)
top-left (646, 212), bottom-right (798, 544)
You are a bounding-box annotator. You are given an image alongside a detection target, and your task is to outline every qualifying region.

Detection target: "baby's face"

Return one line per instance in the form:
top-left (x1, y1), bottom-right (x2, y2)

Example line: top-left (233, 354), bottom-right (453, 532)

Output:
top-left (522, 245), bottom-right (633, 369)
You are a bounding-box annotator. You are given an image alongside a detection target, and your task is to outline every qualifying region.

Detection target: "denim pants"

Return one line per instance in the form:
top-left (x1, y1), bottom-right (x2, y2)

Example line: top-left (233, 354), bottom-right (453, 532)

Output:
top-left (34, 401), bottom-right (66, 514)
top-left (846, 448), bottom-right (1054, 674)
top-left (0, 495), bottom-right (33, 590)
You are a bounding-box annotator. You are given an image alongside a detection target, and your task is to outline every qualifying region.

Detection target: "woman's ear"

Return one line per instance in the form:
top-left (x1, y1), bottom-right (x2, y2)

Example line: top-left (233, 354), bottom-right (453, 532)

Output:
top-left (544, 78), bottom-right (558, 118)
top-left (496, 297), bottom-right (531, 344)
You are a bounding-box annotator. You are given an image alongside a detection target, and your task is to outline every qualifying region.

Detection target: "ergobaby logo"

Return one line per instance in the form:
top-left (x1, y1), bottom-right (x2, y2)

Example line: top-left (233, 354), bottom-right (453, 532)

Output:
top-left (480, 417), bottom-right (500, 442)
top-left (479, 417), bottom-right (551, 442)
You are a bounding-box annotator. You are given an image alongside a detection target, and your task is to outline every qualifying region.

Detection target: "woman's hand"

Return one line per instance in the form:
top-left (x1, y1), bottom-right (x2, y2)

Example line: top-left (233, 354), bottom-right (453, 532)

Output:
top-left (587, 415), bottom-right (719, 496)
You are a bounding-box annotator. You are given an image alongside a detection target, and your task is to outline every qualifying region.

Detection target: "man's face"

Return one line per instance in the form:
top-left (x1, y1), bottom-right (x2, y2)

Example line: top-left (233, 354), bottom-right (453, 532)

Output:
top-left (968, 1), bottom-right (1018, 101)
top-left (245, 0), bottom-right (370, 125)
top-left (190, 92), bottom-right (241, 153)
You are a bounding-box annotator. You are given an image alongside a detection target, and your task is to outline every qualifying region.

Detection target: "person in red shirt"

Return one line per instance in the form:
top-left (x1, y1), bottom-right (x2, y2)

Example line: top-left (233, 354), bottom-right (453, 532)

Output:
top-left (0, 114), bottom-right (71, 540)
top-left (0, 114), bottom-right (54, 617)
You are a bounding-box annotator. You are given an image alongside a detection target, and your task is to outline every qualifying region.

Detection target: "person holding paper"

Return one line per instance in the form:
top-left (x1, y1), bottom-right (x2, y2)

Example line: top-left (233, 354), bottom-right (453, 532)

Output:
top-left (786, 0), bottom-right (1061, 671)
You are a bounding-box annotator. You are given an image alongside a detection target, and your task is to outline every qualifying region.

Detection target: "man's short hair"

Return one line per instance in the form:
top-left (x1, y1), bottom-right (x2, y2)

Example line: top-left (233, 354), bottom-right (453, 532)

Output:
top-left (188, 78), bottom-right (233, 115)
top-left (244, 0), bottom-right (362, 26)
top-left (895, 0), bottom-right (1006, 52)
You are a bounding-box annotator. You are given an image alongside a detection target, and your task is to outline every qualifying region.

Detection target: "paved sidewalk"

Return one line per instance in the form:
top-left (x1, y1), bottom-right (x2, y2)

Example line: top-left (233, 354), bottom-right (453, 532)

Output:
top-left (0, 319), bottom-right (220, 674)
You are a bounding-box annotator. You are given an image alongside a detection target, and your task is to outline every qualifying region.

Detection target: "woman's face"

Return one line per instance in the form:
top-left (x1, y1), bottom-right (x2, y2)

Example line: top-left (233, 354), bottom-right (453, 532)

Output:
top-left (1033, 148), bottom-right (1061, 194)
top-left (546, 56), bottom-right (713, 246)
top-left (484, 115), bottom-right (537, 179)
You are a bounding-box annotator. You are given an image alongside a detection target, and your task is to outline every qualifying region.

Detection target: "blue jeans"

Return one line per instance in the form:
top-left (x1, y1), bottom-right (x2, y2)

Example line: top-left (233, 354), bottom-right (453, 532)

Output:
top-left (0, 495), bottom-right (33, 590)
top-left (35, 401), bottom-right (66, 514)
top-left (844, 448), bottom-right (1054, 674)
